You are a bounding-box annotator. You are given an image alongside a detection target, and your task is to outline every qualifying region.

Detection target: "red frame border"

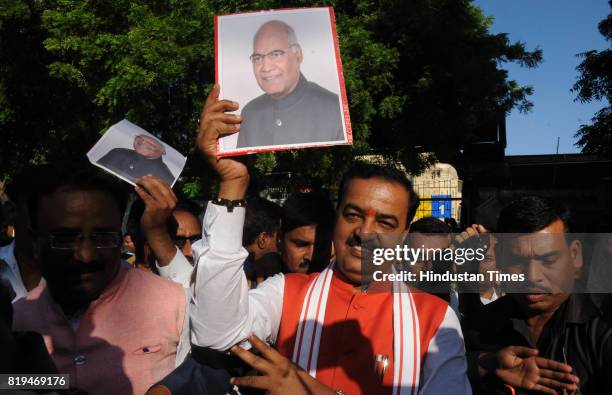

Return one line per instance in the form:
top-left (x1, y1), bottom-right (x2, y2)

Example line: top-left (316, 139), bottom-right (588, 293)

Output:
top-left (213, 7), bottom-right (353, 158)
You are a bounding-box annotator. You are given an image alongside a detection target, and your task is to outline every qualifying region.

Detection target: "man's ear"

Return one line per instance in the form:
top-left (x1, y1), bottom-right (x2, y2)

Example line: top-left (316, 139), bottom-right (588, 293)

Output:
top-left (256, 233), bottom-right (268, 250)
top-left (294, 44), bottom-right (303, 64)
top-left (569, 239), bottom-right (583, 276)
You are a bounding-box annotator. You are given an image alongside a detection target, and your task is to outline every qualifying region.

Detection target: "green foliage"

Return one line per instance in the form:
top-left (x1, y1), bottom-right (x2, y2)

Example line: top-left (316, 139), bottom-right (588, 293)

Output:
top-left (180, 179), bottom-right (202, 199)
top-left (573, 1), bottom-right (612, 156)
top-left (1, 0), bottom-right (542, 194)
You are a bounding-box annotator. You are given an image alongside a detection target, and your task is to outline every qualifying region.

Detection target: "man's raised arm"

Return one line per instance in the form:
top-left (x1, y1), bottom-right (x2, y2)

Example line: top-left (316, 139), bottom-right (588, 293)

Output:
top-left (136, 175), bottom-right (193, 287)
top-left (190, 85), bottom-right (284, 350)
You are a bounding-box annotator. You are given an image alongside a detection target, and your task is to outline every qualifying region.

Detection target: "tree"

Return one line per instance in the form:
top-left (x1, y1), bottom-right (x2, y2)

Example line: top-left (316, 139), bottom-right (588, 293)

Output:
top-left (213, 0), bottom-right (542, 188)
top-left (360, 0), bottom-right (541, 169)
top-left (1, 0), bottom-right (541, 195)
top-left (573, 1), bottom-right (612, 157)
top-left (0, 0), bottom-right (98, 176)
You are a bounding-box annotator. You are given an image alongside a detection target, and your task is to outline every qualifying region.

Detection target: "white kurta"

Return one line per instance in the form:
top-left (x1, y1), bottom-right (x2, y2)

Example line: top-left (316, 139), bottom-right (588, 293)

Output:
top-left (189, 203), bottom-right (472, 394)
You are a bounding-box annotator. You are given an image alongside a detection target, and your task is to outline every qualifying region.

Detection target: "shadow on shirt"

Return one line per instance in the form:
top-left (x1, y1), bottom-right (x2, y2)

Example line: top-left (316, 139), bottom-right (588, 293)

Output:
top-left (150, 318), bottom-right (467, 395)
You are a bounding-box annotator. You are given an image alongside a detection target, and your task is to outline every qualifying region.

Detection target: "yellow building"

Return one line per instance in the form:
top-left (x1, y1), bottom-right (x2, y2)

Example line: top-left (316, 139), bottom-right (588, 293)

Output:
top-left (356, 156), bottom-right (462, 223)
top-left (411, 162), bottom-right (462, 221)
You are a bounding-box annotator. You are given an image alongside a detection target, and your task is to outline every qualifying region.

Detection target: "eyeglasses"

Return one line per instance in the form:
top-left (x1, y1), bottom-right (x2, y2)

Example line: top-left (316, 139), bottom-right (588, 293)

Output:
top-left (249, 45), bottom-right (297, 65)
top-left (46, 232), bottom-right (121, 250)
top-left (174, 235), bottom-right (201, 249)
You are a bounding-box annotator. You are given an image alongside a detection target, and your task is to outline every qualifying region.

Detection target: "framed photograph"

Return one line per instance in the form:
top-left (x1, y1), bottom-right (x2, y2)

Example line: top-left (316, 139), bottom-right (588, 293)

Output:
top-left (87, 119), bottom-right (187, 187)
top-left (215, 7), bottom-right (352, 156)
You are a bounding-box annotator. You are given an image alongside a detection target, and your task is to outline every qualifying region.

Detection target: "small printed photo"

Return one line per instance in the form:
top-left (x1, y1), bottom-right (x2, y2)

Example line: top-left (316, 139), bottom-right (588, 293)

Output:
top-left (87, 119), bottom-right (187, 187)
top-left (215, 7), bottom-right (352, 156)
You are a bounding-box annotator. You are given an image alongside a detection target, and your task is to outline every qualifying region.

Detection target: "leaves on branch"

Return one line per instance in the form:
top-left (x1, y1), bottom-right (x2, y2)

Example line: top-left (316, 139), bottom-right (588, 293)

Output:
top-left (1, 0), bottom-right (542, 193)
top-left (573, 0), bottom-right (611, 157)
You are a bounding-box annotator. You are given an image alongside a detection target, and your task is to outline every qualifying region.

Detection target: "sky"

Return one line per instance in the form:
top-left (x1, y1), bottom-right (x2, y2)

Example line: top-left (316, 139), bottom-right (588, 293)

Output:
top-left (473, 0), bottom-right (610, 155)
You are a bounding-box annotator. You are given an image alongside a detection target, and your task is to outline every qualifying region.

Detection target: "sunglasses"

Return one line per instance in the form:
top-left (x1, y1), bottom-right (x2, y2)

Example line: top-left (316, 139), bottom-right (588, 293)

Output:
top-left (174, 235), bottom-right (201, 249)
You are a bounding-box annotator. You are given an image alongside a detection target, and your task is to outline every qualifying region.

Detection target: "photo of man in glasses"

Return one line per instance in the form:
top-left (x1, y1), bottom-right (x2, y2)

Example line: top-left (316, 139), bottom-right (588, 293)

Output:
top-left (236, 19), bottom-right (345, 148)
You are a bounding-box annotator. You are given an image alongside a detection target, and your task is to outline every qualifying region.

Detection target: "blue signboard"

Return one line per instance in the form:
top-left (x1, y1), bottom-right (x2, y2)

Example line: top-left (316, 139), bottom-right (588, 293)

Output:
top-left (431, 195), bottom-right (452, 218)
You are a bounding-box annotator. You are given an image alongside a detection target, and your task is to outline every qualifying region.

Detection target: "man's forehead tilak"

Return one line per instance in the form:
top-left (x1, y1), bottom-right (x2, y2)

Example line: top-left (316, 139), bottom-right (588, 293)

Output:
top-left (340, 180), bottom-right (408, 224)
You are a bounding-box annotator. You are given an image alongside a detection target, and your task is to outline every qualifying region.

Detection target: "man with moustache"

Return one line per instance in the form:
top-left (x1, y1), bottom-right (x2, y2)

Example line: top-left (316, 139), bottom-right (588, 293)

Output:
top-left (98, 134), bottom-right (175, 185)
top-left (11, 165), bottom-right (189, 395)
top-left (236, 20), bottom-right (344, 148)
top-left (189, 86), bottom-right (471, 394)
top-left (465, 196), bottom-right (612, 394)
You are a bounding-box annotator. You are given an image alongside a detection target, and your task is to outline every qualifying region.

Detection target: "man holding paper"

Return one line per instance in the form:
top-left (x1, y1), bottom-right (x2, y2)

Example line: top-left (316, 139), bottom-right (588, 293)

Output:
top-left (190, 85), bottom-right (472, 394)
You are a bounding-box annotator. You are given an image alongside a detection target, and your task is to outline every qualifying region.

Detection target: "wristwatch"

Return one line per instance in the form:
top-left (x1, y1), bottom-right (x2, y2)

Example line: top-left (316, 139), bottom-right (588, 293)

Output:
top-left (211, 197), bottom-right (247, 212)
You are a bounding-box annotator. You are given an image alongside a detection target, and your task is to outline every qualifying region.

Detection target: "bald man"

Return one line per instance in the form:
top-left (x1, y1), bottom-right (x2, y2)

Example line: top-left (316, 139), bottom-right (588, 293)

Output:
top-left (236, 20), bottom-right (345, 149)
top-left (97, 134), bottom-right (175, 185)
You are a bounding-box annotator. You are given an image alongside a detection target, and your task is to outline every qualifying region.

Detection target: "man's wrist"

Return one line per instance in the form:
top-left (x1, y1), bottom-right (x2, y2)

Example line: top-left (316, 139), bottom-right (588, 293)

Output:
top-left (218, 175), bottom-right (249, 200)
top-left (211, 197), bottom-right (246, 213)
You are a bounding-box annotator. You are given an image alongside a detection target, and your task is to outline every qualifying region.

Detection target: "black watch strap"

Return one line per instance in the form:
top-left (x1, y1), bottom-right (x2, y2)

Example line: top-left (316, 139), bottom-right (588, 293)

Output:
top-left (211, 197), bottom-right (247, 212)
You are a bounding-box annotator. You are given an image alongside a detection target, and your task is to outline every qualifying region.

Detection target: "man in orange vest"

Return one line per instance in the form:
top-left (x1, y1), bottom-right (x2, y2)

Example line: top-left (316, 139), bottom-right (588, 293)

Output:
top-left (190, 85), bottom-right (472, 394)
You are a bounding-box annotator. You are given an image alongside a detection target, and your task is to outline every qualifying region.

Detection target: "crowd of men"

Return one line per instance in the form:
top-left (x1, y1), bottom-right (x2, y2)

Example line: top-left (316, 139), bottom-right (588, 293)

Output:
top-left (1, 84), bottom-right (611, 395)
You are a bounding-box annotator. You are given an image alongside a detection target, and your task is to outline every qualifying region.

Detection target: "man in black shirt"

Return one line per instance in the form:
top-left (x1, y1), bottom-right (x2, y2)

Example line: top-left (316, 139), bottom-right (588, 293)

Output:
top-left (236, 20), bottom-right (344, 148)
top-left (465, 196), bottom-right (612, 394)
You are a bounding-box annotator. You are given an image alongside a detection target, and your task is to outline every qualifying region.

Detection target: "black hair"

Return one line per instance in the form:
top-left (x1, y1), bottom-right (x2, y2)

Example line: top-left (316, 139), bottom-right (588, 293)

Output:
top-left (282, 192), bottom-right (335, 274)
top-left (174, 200), bottom-right (202, 219)
top-left (243, 197), bottom-right (282, 246)
top-left (497, 196), bottom-right (572, 233)
top-left (337, 162), bottom-right (420, 227)
top-left (28, 162), bottom-right (128, 230)
top-left (281, 192), bottom-right (335, 235)
top-left (410, 217), bottom-right (452, 234)
top-left (444, 217), bottom-right (460, 233)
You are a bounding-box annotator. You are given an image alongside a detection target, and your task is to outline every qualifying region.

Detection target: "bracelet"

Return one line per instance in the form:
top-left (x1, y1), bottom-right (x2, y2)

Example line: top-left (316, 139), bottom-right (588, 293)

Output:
top-left (211, 197), bottom-right (247, 213)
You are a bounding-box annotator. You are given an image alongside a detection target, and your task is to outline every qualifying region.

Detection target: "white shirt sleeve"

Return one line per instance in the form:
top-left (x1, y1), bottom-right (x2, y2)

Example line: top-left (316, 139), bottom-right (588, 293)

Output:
top-left (419, 305), bottom-right (473, 395)
top-left (156, 247), bottom-right (193, 288)
top-left (189, 202), bottom-right (285, 351)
